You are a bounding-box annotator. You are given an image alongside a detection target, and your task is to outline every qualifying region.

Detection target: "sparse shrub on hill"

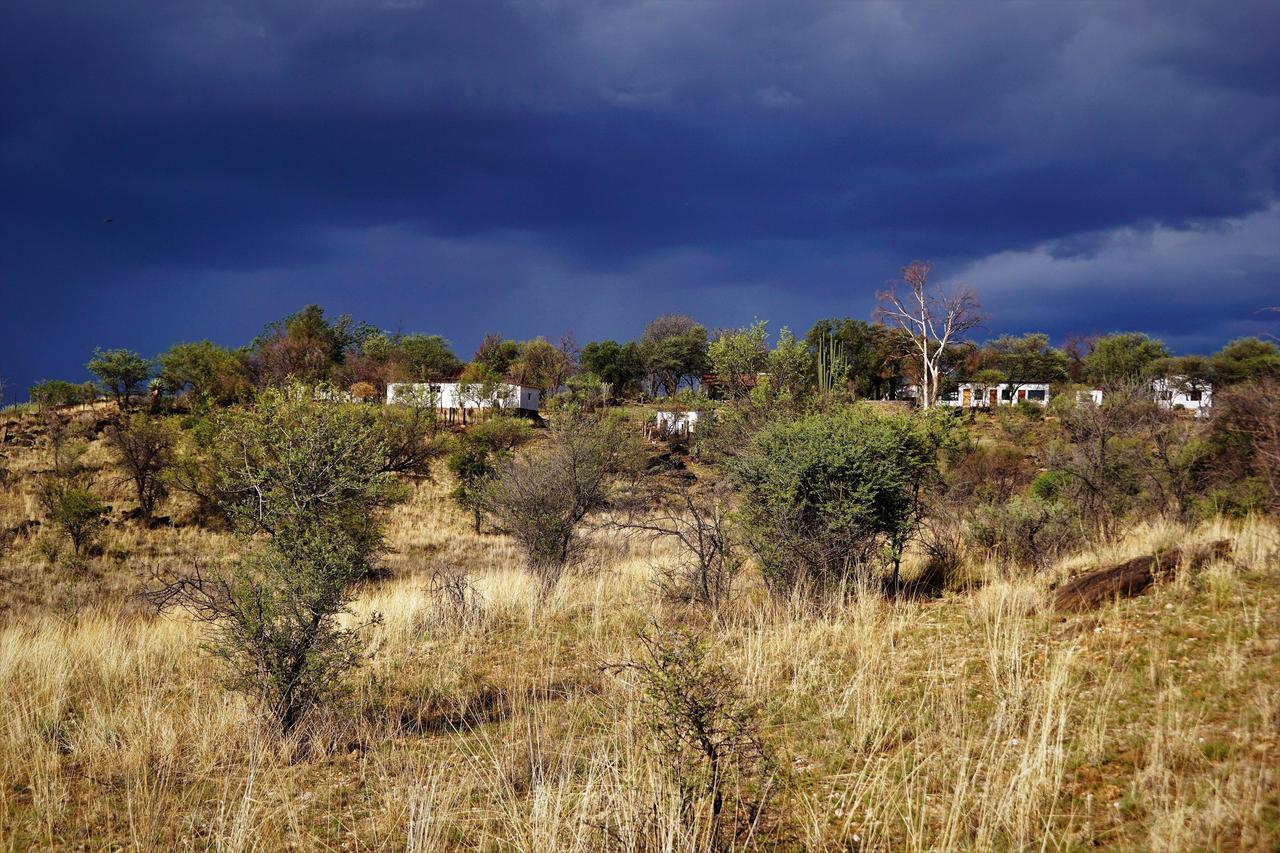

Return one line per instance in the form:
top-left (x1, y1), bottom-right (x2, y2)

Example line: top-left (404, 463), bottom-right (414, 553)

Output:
top-left (733, 406), bottom-right (945, 596)
top-left (615, 628), bottom-right (778, 849)
top-left (1203, 379), bottom-right (1280, 512)
top-left (105, 412), bottom-right (176, 523)
top-left (482, 413), bottom-right (632, 591)
top-left (37, 480), bottom-right (107, 559)
top-left (149, 384), bottom-right (405, 735)
top-left (377, 396), bottom-right (446, 477)
top-left (1050, 382), bottom-right (1207, 529)
top-left (446, 415), bottom-right (533, 532)
top-left (616, 477), bottom-right (742, 611)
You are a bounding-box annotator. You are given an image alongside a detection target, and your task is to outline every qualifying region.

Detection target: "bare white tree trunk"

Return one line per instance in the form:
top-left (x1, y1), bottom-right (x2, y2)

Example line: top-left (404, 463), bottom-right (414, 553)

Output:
top-left (876, 261), bottom-right (983, 408)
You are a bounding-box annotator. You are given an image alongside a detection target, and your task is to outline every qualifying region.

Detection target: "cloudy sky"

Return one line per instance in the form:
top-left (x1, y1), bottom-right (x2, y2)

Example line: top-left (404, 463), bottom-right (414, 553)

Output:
top-left (2, 0), bottom-right (1278, 399)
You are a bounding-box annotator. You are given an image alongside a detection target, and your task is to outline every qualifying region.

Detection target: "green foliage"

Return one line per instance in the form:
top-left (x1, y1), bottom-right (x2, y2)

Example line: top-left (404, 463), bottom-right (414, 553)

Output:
top-left (252, 305), bottom-right (368, 386)
top-left (376, 399), bottom-right (445, 478)
top-left (733, 406), bottom-right (941, 593)
top-left (29, 379), bottom-right (94, 409)
top-left (766, 326), bottom-right (813, 398)
top-left (38, 481), bottom-right (107, 557)
top-left (804, 318), bottom-right (906, 399)
top-left (509, 337), bottom-right (572, 392)
top-left (156, 340), bottom-right (249, 404)
top-left (86, 348), bottom-right (152, 407)
top-left (978, 333), bottom-right (1069, 388)
top-left (447, 440), bottom-right (497, 533)
top-left (1211, 338), bottom-right (1280, 386)
top-left (162, 385), bottom-right (406, 734)
top-left (471, 333), bottom-right (523, 378)
top-left (396, 333), bottom-right (462, 381)
top-left (579, 339), bottom-right (646, 401)
top-left (707, 320), bottom-right (769, 399)
top-left (640, 315), bottom-right (709, 396)
top-left (1082, 332), bottom-right (1170, 385)
top-left (106, 413), bottom-right (177, 522)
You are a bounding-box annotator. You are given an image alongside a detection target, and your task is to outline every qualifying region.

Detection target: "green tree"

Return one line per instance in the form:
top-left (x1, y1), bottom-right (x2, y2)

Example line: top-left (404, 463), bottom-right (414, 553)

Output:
top-left (1082, 332), bottom-right (1170, 385)
top-left (472, 333), bottom-right (523, 379)
top-left (252, 305), bottom-right (366, 386)
top-left (106, 413), bottom-right (177, 523)
top-left (151, 385), bottom-right (405, 734)
top-left (87, 348), bottom-right (152, 408)
top-left (579, 340), bottom-right (646, 402)
top-left (733, 406), bottom-right (941, 595)
top-left (396, 334), bottom-right (463, 381)
top-left (640, 315), bottom-right (709, 396)
top-left (767, 326), bottom-right (813, 398)
top-left (447, 439), bottom-right (497, 533)
top-left (29, 379), bottom-right (94, 409)
top-left (707, 320), bottom-right (770, 400)
top-left (157, 340), bottom-right (249, 404)
top-left (1211, 338), bottom-right (1280, 386)
top-left (803, 319), bottom-right (905, 399)
top-left (978, 333), bottom-right (1069, 394)
top-left (510, 337), bottom-right (573, 393)
top-left (38, 484), bottom-right (107, 557)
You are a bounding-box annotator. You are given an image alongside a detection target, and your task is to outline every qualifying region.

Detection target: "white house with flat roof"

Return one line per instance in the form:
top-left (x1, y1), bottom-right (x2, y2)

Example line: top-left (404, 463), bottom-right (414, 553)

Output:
top-left (1152, 377), bottom-right (1212, 415)
top-left (386, 382), bottom-right (540, 412)
top-left (936, 382), bottom-right (1052, 408)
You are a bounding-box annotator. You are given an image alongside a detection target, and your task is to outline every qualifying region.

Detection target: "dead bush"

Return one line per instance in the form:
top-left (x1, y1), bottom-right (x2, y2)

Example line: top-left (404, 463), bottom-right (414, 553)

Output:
top-left (425, 560), bottom-right (485, 629)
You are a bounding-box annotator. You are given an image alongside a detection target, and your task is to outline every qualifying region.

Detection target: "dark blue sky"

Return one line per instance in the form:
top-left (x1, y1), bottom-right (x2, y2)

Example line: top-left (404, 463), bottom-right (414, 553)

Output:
top-left (3, 1), bottom-right (1279, 401)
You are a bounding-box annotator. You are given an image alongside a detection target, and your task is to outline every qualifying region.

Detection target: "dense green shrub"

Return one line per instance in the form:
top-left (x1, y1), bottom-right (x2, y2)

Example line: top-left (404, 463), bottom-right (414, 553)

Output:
top-left (732, 406), bottom-right (943, 594)
top-left (29, 379), bottom-right (94, 409)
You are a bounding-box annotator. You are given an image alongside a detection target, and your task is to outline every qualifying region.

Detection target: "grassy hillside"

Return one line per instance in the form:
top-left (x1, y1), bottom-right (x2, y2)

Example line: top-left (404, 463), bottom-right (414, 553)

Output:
top-left (0, 408), bottom-right (1277, 850)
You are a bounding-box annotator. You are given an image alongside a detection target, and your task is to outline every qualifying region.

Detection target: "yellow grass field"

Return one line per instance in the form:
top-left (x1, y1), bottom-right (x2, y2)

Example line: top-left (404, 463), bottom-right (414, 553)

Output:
top-left (1, 440), bottom-right (1278, 850)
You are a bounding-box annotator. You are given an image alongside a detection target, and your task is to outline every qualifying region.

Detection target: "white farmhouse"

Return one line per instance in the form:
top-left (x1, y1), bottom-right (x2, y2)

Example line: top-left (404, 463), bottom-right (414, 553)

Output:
top-left (1081, 378), bottom-right (1212, 415)
top-left (1152, 377), bottom-right (1212, 415)
top-left (386, 382), bottom-right (541, 412)
top-left (937, 382), bottom-right (1052, 408)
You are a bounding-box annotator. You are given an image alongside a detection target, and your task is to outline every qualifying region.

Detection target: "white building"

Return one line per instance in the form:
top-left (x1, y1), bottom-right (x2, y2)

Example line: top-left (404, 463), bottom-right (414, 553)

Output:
top-left (1152, 377), bottom-right (1212, 415)
top-left (937, 382), bottom-right (1052, 408)
top-left (654, 410), bottom-right (705, 436)
top-left (1081, 378), bottom-right (1212, 415)
top-left (386, 382), bottom-right (541, 412)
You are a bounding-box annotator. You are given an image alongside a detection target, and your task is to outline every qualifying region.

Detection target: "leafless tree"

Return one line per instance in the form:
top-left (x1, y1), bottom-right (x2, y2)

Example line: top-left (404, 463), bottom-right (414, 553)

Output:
top-left (875, 260), bottom-right (983, 408)
top-left (614, 478), bottom-right (742, 611)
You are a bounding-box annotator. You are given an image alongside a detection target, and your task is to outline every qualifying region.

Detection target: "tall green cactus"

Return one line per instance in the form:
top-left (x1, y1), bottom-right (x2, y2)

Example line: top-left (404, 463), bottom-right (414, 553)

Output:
top-left (816, 332), bottom-right (848, 396)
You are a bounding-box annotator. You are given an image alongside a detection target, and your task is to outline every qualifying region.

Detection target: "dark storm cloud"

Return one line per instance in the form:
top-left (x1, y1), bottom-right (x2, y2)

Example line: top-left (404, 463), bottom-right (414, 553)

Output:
top-left (2, 0), bottom-right (1279, 399)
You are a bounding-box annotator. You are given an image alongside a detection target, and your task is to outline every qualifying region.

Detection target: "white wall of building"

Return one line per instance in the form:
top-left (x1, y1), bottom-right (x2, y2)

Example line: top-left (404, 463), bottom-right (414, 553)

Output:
top-left (655, 410), bottom-right (704, 435)
top-left (938, 382), bottom-right (1052, 408)
top-left (1152, 377), bottom-right (1212, 414)
top-left (386, 382), bottom-right (540, 411)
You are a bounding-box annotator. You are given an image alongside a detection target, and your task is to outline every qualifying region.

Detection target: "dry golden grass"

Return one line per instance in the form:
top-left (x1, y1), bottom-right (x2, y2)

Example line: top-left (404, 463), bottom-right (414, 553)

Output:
top-left (1, 424), bottom-right (1278, 849)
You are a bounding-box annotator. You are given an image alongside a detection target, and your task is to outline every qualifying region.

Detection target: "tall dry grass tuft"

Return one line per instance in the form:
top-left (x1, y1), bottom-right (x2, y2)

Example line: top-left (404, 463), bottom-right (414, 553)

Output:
top-left (0, 460), bottom-right (1277, 849)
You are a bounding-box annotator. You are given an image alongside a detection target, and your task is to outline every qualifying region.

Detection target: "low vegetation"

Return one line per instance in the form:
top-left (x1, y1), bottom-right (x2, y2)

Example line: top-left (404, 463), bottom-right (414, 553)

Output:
top-left (1, 292), bottom-right (1278, 849)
